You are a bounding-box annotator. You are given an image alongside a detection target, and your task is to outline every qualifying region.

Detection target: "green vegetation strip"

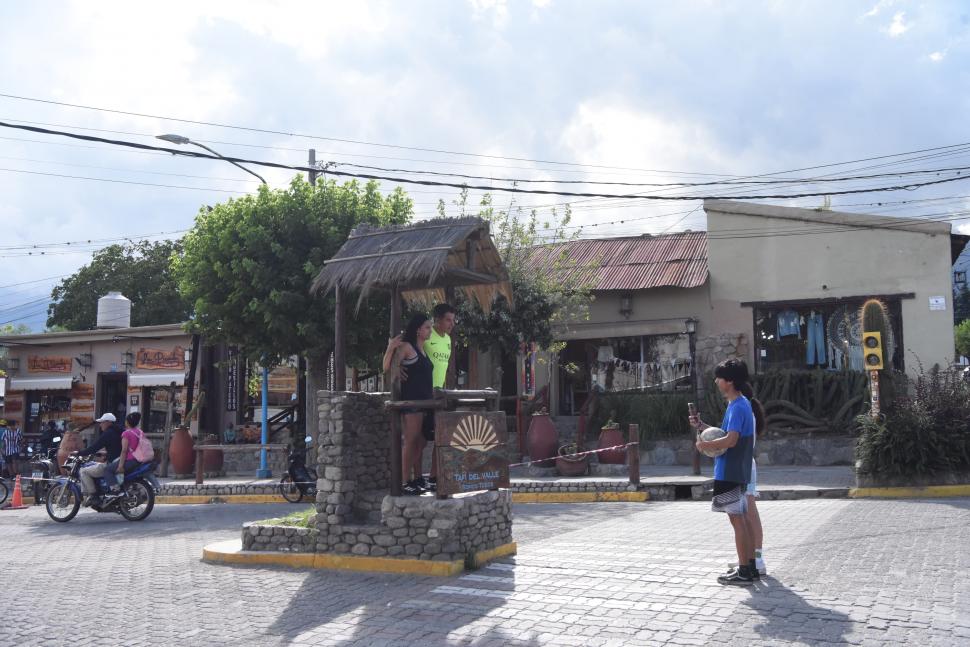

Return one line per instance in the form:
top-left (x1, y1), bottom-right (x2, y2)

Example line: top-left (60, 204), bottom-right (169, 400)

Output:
top-left (255, 506), bottom-right (315, 528)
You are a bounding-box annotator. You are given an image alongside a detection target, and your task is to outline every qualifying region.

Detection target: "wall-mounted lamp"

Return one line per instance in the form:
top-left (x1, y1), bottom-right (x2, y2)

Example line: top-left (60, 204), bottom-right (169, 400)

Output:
top-left (122, 351), bottom-right (135, 370)
top-left (685, 317), bottom-right (698, 335)
top-left (6, 357), bottom-right (19, 372)
top-left (619, 293), bottom-right (634, 319)
top-left (74, 353), bottom-right (93, 369)
top-left (184, 347), bottom-right (193, 364)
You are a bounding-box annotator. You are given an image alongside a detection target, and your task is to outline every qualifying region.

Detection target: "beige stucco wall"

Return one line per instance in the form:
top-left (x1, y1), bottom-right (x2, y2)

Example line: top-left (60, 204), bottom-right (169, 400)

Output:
top-left (705, 200), bottom-right (957, 374)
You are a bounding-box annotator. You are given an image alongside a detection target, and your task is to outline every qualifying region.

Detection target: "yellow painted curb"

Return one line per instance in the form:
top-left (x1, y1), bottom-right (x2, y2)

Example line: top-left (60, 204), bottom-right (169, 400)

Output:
top-left (468, 542), bottom-right (517, 569)
top-left (512, 491), bottom-right (649, 504)
top-left (202, 539), bottom-right (465, 576)
top-left (156, 494), bottom-right (292, 505)
top-left (849, 484), bottom-right (970, 499)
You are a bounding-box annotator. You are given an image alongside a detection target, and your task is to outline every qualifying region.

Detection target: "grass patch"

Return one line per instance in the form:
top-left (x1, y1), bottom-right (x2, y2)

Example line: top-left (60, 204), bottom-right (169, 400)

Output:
top-left (256, 506), bottom-right (315, 528)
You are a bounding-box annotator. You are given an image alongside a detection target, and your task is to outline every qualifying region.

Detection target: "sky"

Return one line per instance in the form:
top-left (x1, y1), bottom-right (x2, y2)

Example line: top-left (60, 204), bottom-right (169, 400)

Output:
top-left (1, 0), bottom-right (969, 331)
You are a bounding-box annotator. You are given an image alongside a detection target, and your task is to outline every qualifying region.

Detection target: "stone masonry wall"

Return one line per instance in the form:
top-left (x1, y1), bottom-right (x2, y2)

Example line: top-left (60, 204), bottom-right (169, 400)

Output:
top-left (306, 390), bottom-right (513, 561)
top-left (695, 333), bottom-right (749, 385)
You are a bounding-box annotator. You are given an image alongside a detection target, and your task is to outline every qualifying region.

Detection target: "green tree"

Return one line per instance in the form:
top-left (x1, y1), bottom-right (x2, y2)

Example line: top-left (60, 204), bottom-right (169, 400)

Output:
top-left (955, 319), bottom-right (970, 359)
top-left (173, 176), bottom-right (412, 365)
top-left (438, 191), bottom-right (593, 388)
top-left (47, 240), bottom-right (190, 330)
top-left (0, 324), bottom-right (30, 335)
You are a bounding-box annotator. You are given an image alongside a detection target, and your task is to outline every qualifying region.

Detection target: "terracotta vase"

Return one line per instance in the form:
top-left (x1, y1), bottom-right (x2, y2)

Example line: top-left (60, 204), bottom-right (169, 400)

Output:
top-left (555, 444), bottom-right (588, 477)
top-left (57, 430), bottom-right (84, 475)
top-left (203, 433), bottom-right (223, 473)
top-left (169, 426), bottom-right (195, 475)
top-left (526, 413), bottom-right (558, 467)
top-left (597, 425), bottom-right (626, 464)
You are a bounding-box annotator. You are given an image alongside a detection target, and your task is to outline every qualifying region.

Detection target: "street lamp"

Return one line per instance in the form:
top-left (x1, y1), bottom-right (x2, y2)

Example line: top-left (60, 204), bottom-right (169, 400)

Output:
top-left (157, 132), bottom-right (272, 478)
top-left (155, 134), bottom-right (268, 185)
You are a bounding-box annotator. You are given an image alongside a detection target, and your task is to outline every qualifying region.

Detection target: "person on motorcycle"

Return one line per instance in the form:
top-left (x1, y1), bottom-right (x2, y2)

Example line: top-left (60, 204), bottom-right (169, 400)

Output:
top-left (77, 413), bottom-right (123, 507)
top-left (102, 412), bottom-right (145, 495)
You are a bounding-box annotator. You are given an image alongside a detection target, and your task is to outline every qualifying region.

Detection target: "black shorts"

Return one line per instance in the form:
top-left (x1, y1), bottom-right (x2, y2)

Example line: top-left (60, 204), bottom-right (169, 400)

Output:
top-left (712, 480), bottom-right (747, 515)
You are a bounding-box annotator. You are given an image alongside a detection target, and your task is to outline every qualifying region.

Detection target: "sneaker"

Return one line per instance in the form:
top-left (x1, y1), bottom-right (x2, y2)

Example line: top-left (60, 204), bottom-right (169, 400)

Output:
top-left (419, 476), bottom-right (437, 493)
top-left (725, 563), bottom-right (760, 580)
top-left (717, 570), bottom-right (754, 586)
top-left (81, 495), bottom-right (99, 508)
top-left (401, 481), bottom-right (423, 496)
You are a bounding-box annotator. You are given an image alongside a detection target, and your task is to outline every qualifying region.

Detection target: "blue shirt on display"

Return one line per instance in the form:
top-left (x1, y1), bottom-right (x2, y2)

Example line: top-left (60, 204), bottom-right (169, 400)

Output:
top-left (714, 395), bottom-right (755, 484)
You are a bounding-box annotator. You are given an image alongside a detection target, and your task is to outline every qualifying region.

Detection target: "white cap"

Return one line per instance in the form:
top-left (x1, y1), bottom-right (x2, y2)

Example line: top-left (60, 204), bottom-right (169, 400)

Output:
top-left (94, 413), bottom-right (117, 423)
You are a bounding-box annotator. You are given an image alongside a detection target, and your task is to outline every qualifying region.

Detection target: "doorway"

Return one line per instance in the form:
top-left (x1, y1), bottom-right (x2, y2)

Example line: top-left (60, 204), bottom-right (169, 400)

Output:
top-left (97, 373), bottom-right (128, 421)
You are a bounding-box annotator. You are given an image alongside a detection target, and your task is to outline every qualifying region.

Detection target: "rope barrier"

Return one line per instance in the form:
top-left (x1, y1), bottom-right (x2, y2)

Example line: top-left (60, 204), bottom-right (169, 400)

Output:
top-left (509, 442), bottom-right (639, 468)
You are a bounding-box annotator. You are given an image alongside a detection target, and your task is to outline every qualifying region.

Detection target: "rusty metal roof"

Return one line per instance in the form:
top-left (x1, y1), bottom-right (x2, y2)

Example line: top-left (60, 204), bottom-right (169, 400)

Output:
top-left (523, 231), bottom-right (708, 291)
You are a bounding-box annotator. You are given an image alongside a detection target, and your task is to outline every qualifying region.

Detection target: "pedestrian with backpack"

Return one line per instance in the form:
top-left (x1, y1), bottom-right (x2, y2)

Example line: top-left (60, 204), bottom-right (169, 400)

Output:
top-left (103, 412), bottom-right (153, 494)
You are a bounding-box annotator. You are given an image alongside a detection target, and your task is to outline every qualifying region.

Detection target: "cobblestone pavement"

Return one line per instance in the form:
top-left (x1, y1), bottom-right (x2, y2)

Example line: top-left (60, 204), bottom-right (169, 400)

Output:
top-left (1, 498), bottom-right (967, 646)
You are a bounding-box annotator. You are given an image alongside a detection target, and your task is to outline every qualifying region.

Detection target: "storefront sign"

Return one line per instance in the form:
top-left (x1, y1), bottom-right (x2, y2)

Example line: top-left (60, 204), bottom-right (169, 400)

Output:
top-left (522, 342), bottom-right (537, 397)
top-left (136, 347), bottom-right (186, 371)
top-left (27, 355), bottom-right (72, 373)
top-left (226, 347), bottom-right (239, 411)
top-left (3, 391), bottom-right (24, 414)
top-left (435, 411), bottom-right (509, 497)
top-left (268, 366), bottom-right (297, 394)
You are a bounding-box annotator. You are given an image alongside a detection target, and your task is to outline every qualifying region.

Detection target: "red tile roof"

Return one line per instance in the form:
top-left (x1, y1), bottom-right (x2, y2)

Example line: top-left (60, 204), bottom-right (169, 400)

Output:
top-left (523, 231), bottom-right (708, 291)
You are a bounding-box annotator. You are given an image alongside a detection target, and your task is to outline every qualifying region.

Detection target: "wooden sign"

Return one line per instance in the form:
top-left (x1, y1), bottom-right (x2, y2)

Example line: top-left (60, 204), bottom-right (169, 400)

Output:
top-left (28, 355), bottom-right (72, 373)
top-left (435, 411), bottom-right (510, 497)
top-left (268, 366), bottom-right (297, 393)
top-left (136, 346), bottom-right (185, 370)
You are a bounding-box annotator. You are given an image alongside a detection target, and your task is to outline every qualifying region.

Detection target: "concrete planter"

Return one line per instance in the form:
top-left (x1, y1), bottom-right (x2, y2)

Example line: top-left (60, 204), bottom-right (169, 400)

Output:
top-left (855, 470), bottom-right (970, 488)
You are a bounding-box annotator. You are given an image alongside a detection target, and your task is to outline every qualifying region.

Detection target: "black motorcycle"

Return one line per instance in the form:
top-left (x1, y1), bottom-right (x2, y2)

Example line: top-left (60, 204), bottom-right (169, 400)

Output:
top-left (26, 443), bottom-right (60, 505)
top-left (46, 453), bottom-right (157, 522)
top-left (279, 435), bottom-right (317, 503)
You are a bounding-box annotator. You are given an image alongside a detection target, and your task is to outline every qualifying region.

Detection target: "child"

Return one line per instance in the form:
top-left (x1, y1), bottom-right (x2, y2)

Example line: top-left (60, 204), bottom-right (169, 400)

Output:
top-left (691, 358), bottom-right (765, 586)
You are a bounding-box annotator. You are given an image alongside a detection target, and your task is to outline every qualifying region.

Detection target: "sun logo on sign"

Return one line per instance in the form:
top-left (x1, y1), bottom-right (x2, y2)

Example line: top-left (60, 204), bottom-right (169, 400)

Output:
top-left (451, 414), bottom-right (500, 453)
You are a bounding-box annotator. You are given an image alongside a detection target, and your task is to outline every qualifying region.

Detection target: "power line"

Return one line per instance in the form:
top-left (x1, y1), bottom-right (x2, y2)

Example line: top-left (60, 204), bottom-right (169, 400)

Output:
top-left (0, 167), bottom-right (245, 194)
top-left (0, 230), bottom-right (189, 252)
top-left (3, 121), bottom-right (970, 201)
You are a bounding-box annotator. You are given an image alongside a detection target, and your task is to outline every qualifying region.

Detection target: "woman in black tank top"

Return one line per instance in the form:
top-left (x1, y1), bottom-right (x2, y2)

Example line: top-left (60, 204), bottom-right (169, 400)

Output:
top-left (383, 313), bottom-right (434, 495)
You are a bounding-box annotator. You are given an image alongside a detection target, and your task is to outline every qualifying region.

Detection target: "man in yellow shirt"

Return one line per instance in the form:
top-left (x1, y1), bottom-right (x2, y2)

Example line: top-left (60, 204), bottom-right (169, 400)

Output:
top-left (425, 303), bottom-right (455, 388)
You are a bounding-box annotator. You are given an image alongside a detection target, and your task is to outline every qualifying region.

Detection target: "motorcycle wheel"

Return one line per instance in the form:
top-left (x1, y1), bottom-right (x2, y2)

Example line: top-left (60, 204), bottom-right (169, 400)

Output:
top-left (0, 479), bottom-right (9, 506)
top-left (45, 483), bottom-right (81, 522)
top-left (279, 475), bottom-right (303, 503)
top-left (118, 479), bottom-right (155, 521)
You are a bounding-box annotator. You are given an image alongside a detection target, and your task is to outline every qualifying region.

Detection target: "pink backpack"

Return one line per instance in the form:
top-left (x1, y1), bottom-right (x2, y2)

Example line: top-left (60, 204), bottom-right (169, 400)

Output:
top-left (131, 429), bottom-right (154, 462)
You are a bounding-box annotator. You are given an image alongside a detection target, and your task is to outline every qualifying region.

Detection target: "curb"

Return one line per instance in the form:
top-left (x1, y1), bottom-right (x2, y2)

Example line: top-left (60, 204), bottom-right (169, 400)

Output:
top-left (156, 494), bottom-right (295, 505)
top-left (202, 539), bottom-right (517, 577)
top-left (849, 484), bottom-right (970, 499)
top-left (512, 491), bottom-right (649, 504)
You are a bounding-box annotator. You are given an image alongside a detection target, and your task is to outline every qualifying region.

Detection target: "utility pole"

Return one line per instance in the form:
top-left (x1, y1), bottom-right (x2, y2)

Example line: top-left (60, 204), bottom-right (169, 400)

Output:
top-left (308, 149), bottom-right (318, 185)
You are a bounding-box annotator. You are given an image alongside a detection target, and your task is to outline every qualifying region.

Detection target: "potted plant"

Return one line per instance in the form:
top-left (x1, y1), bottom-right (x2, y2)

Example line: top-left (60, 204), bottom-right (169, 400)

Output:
top-left (555, 443), bottom-right (588, 477)
top-left (526, 406), bottom-right (558, 467)
top-left (597, 414), bottom-right (626, 464)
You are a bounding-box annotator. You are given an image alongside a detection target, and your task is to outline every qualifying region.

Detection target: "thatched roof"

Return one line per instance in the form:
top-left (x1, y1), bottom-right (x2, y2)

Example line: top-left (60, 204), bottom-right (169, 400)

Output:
top-left (312, 217), bottom-right (513, 311)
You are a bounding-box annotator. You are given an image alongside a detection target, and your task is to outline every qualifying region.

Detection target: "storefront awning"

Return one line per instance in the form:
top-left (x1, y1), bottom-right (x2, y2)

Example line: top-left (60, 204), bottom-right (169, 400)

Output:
top-left (9, 376), bottom-right (75, 391)
top-left (128, 372), bottom-right (185, 387)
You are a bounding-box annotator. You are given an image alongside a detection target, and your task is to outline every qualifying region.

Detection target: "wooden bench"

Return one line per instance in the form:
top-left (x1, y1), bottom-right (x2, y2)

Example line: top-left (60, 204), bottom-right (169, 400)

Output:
top-left (192, 444), bottom-right (289, 484)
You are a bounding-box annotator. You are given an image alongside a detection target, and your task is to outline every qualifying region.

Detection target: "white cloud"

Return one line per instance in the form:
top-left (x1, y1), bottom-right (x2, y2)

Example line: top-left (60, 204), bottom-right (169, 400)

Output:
top-left (533, 0), bottom-right (552, 8)
top-left (887, 11), bottom-right (911, 37)
top-left (863, 0), bottom-right (893, 19)
top-left (468, 0), bottom-right (509, 27)
top-left (929, 50), bottom-right (946, 62)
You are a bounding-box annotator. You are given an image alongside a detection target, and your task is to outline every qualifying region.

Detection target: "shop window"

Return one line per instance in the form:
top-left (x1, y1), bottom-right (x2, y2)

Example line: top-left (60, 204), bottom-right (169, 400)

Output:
top-left (753, 300), bottom-right (904, 372)
top-left (142, 387), bottom-right (183, 434)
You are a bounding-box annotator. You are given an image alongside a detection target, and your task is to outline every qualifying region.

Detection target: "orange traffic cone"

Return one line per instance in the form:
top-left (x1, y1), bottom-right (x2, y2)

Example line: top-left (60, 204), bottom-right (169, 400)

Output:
top-left (2, 475), bottom-right (29, 510)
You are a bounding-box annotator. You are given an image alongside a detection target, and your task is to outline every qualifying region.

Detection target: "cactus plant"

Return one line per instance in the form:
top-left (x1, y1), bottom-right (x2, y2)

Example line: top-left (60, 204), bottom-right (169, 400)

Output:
top-left (859, 299), bottom-right (895, 412)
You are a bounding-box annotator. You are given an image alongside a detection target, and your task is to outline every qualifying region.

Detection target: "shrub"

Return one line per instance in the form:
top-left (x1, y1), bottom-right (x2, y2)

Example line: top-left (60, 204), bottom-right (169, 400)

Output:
top-left (855, 365), bottom-right (970, 477)
top-left (588, 392), bottom-right (693, 444)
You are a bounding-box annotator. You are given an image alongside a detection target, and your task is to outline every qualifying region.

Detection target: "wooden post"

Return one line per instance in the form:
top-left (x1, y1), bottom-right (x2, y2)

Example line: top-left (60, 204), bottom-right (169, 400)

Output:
top-left (160, 385), bottom-right (176, 478)
top-left (444, 285), bottom-right (457, 389)
top-left (627, 423), bottom-right (640, 486)
top-left (334, 285), bottom-right (346, 392)
top-left (389, 284), bottom-right (403, 496)
top-left (195, 448), bottom-right (204, 485)
top-left (689, 330), bottom-right (700, 476)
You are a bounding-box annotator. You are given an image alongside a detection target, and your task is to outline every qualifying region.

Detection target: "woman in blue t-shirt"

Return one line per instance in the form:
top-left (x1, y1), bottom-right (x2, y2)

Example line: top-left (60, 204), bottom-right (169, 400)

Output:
top-left (691, 358), bottom-right (766, 586)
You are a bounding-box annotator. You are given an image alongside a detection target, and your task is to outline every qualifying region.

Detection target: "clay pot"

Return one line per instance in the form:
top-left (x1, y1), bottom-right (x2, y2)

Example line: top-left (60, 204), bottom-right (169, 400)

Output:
top-left (57, 430), bottom-right (84, 475)
top-left (597, 425), bottom-right (626, 464)
top-left (168, 426), bottom-right (195, 475)
top-left (203, 433), bottom-right (223, 473)
top-left (555, 444), bottom-right (588, 477)
top-left (526, 413), bottom-right (558, 467)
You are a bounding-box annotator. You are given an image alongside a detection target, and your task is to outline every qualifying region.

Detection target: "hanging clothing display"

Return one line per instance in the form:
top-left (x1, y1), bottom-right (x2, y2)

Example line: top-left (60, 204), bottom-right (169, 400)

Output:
top-left (806, 312), bottom-right (826, 365)
top-left (776, 309), bottom-right (801, 339)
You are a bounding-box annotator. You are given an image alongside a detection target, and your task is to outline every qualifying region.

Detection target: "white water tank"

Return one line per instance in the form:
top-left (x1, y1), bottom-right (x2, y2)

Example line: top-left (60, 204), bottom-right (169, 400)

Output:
top-left (96, 292), bottom-right (132, 329)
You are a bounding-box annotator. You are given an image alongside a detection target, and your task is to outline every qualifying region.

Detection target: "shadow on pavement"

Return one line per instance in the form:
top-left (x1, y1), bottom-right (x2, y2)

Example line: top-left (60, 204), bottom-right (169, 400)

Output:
top-left (744, 576), bottom-right (857, 644)
top-left (264, 560), bottom-right (541, 646)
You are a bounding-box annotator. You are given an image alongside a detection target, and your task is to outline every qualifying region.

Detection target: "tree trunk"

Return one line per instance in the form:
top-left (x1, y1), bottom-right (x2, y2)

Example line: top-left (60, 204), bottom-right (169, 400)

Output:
top-left (305, 352), bottom-right (330, 445)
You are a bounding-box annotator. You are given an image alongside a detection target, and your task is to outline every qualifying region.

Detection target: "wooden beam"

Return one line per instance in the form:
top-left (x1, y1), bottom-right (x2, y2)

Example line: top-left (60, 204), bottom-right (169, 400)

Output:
top-left (334, 285), bottom-right (346, 392)
top-left (324, 246), bottom-right (453, 265)
top-left (389, 284), bottom-right (403, 496)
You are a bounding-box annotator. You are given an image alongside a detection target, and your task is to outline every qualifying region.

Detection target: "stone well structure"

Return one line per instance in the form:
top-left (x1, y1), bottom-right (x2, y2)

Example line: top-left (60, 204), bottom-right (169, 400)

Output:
top-left (243, 390), bottom-right (514, 563)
